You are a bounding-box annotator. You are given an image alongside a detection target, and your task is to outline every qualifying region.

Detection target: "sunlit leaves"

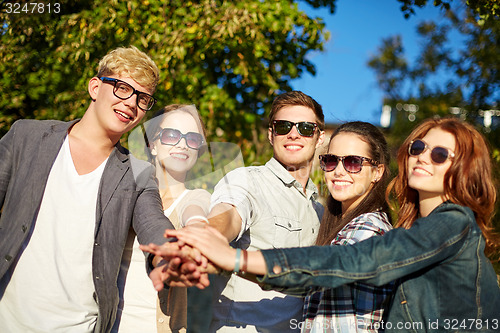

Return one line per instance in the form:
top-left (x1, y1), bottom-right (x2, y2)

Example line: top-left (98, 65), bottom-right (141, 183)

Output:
top-left (0, 0), bottom-right (331, 162)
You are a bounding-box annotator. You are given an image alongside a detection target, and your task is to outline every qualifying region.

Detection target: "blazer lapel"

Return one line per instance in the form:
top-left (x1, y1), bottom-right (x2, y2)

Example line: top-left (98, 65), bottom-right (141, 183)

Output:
top-left (28, 121), bottom-right (77, 213)
top-left (95, 144), bottom-right (129, 237)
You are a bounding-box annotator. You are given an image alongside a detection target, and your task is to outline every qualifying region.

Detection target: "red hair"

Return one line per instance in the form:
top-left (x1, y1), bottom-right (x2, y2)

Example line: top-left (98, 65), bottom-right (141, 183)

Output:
top-left (388, 117), bottom-right (499, 255)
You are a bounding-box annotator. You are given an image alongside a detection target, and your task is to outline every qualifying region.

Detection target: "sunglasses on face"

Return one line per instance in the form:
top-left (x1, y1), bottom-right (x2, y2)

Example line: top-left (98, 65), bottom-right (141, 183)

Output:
top-left (156, 128), bottom-right (205, 150)
top-left (272, 120), bottom-right (318, 137)
top-left (408, 139), bottom-right (455, 164)
top-left (99, 77), bottom-right (156, 111)
top-left (319, 154), bottom-right (378, 173)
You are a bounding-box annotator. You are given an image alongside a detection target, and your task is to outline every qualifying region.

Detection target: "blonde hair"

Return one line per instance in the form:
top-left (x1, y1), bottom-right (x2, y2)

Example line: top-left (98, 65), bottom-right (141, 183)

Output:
top-left (97, 46), bottom-right (159, 92)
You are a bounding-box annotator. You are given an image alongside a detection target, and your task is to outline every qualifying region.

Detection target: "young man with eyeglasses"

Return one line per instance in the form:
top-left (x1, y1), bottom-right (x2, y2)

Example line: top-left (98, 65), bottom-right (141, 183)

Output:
top-left (199, 91), bottom-right (325, 332)
top-left (0, 46), bottom-right (174, 333)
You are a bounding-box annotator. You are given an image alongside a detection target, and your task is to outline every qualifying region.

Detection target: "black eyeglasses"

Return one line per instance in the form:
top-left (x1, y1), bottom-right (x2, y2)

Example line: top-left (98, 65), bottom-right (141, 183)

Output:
top-left (272, 120), bottom-right (318, 137)
top-left (99, 77), bottom-right (156, 111)
top-left (155, 128), bottom-right (205, 150)
top-left (408, 139), bottom-right (455, 164)
top-left (319, 154), bottom-right (378, 173)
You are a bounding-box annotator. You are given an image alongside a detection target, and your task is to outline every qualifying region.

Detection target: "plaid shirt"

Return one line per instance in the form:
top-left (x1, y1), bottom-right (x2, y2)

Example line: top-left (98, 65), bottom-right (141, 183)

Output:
top-left (302, 212), bottom-right (394, 333)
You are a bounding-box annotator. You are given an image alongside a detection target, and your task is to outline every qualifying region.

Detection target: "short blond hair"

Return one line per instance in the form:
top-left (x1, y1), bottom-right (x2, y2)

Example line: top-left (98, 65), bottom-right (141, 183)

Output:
top-left (97, 46), bottom-right (159, 92)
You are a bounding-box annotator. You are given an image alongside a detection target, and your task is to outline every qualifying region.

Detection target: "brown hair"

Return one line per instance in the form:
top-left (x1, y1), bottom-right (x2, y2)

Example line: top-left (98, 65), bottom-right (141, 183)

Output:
top-left (387, 117), bottom-right (499, 255)
top-left (268, 91), bottom-right (325, 130)
top-left (315, 121), bottom-right (391, 246)
top-left (97, 45), bottom-right (159, 93)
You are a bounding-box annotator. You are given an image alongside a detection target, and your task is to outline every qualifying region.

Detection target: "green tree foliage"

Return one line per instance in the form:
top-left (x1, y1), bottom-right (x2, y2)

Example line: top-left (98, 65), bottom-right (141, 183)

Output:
top-left (368, 1), bottom-right (499, 138)
top-left (1, 0), bottom-right (495, 160)
top-left (0, 0), bottom-right (331, 163)
top-left (396, 0), bottom-right (498, 19)
top-left (368, 1), bottom-right (500, 265)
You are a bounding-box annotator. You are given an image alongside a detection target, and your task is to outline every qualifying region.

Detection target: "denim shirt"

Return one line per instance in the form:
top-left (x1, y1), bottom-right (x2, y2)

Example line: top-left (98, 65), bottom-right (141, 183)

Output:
top-left (258, 202), bottom-right (500, 332)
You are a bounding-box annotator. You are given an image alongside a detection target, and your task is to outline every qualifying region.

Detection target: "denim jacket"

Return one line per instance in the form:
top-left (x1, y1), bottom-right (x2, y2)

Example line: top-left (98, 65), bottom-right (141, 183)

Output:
top-left (258, 202), bottom-right (500, 332)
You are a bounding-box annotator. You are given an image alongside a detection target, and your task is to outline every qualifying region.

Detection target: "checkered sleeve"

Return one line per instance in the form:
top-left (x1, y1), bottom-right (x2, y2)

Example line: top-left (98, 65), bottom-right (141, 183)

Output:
top-left (302, 212), bottom-right (395, 332)
top-left (333, 212), bottom-right (392, 246)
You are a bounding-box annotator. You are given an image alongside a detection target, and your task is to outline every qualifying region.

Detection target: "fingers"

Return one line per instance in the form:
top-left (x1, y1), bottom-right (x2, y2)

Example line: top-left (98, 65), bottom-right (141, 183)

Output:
top-left (189, 246), bottom-right (204, 265)
top-left (200, 251), bottom-right (208, 268)
top-left (172, 229), bottom-right (209, 249)
top-left (148, 227), bottom-right (229, 288)
top-left (194, 273), bottom-right (210, 289)
top-left (164, 228), bottom-right (183, 238)
top-left (162, 261), bottom-right (197, 288)
top-left (180, 261), bottom-right (200, 277)
top-left (199, 272), bottom-right (210, 288)
top-left (205, 262), bottom-right (222, 275)
top-left (144, 239), bottom-right (215, 290)
top-left (149, 264), bottom-right (168, 291)
top-left (152, 261), bottom-right (211, 290)
top-left (189, 271), bottom-right (210, 289)
top-left (140, 242), bottom-right (190, 262)
top-left (167, 256), bottom-right (182, 272)
top-left (139, 242), bottom-right (160, 254)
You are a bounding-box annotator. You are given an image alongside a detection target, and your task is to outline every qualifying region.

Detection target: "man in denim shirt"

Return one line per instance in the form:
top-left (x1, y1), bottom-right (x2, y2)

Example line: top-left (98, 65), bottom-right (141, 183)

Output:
top-left (206, 91), bottom-right (325, 332)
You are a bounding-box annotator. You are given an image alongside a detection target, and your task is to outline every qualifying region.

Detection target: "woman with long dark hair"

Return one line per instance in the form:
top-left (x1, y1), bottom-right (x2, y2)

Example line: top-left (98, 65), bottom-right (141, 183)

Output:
top-left (305, 121), bottom-right (394, 332)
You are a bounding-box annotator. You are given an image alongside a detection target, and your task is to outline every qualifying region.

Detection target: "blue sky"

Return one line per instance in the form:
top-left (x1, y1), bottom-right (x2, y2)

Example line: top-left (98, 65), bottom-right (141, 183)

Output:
top-left (291, 0), bottom-right (455, 126)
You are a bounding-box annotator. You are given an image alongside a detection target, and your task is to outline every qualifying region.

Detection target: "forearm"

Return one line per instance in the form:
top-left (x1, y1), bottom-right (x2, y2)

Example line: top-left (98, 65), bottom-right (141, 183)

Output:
top-left (182, 205), bottom-right (209, 226)
top-left (242, 250), bottom-right (267, 275)
top-left (257, 206), bottom-right (470, 290)
top-left (133, 183), bottom-right (175, 245)
top-left (208, 203), bottom-right (242, 241)
top-left (221, 250), bottom-right (310, 296)
top-left (257, 246), bottom-right (373, 290)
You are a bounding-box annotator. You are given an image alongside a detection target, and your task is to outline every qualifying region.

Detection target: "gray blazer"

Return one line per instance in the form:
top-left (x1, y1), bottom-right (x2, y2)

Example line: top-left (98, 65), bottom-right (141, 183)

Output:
top-left (0, 119), bottom-right (174, 332)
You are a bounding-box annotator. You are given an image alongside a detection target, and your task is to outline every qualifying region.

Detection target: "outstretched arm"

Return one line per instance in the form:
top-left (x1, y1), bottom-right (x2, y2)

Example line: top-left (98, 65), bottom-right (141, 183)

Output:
top-left (163, 204), bottom-right (472, 295)
top-left (164, 226), bottom-right (268, 275)
top-left (257, 204), bottom-right (472, 291)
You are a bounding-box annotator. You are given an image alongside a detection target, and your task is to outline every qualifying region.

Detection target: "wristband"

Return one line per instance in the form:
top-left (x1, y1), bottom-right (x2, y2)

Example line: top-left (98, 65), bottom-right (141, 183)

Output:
top-left (233, 248), bottom-right (242, 273)
top-left (241, 249), bottom-right (247, 273)
top-left (185, 215), bottom-right (209, 225)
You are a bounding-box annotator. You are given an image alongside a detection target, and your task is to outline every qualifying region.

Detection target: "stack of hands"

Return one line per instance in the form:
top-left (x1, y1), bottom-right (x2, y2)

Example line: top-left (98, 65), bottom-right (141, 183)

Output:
top-left (140, 226), bottom-right (235, 291)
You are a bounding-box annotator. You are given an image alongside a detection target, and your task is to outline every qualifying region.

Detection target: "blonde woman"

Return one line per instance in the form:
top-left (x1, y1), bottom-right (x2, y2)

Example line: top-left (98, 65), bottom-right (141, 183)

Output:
top-left (114, 105), bottom-right (210, 333)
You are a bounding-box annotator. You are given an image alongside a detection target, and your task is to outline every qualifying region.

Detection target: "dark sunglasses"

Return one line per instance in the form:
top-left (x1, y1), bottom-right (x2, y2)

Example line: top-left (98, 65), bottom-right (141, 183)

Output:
top-left (99, 77), bottom-right (156, 111)
top-left (319, 154), bottom-right (378, 173)
top-left (155, 128), bottom-right (205, 150)
top-left (272, 120), bottom-right (318, 137)
top-left (408, 139), bottom-right (455, 164)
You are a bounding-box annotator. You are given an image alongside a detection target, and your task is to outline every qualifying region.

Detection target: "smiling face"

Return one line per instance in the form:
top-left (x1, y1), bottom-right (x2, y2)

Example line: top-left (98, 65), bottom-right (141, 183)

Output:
top-left (151, 111), bottom-right (202, 178)
top-left (407, 127), bottom-right (456, 208)
top-left (268, 105), bottom-right (324, 170)
top-left (88, 75), bottom-right (151, 137)
top-left (325, 132), bottom-right (383, 213)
